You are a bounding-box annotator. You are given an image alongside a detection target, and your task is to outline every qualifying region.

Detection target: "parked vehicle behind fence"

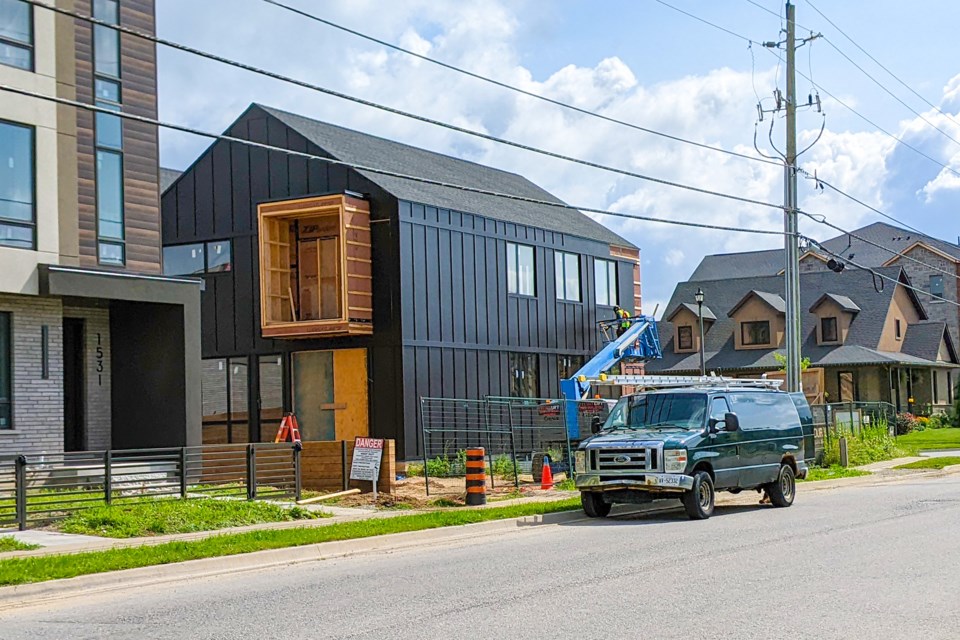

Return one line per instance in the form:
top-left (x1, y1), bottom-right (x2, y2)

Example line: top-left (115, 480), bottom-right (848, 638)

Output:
top-left (575, 384), bottom-right (809, 520)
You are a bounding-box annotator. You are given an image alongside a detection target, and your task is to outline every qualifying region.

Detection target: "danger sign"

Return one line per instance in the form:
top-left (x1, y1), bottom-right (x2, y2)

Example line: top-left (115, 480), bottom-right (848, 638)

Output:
top-left (350, 437), bottom-right (384, 482)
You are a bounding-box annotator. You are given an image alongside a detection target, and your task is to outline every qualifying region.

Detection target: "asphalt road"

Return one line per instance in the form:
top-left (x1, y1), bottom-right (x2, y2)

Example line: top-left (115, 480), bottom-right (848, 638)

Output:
top-left (3, 475), bottom-right (960, 639)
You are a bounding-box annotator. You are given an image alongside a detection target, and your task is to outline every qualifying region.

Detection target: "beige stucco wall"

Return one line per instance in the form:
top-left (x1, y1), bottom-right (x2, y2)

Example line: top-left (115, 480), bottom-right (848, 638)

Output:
top-left (813, 299), bottom-right (854, 346)
top-left (0, 6), bottom-right (62, 294)
top-left (671, 307), bottom-right (701, 354)
top-left (731, 297), bottom-right (785, 350)
top-left (877, 285), bottom-right (922, 352)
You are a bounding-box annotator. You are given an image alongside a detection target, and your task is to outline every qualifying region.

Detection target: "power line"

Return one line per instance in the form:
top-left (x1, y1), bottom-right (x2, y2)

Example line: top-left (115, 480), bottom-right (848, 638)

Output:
top-left (652, 0), bottom-right (755, 44)
top-left (0, 83), bottom-right (791, 239)
top-left (806, 0), bottom-right (960, 130)
top-left (795, 166), bottom-right (925, 235)
top-left (261, 0), bottom-right (781, 168)
top-left (807, 235), bottom-right (960, 309)
top-left (798, 209), bottom-right (960, 283)
top-left (820, 36), bottom-right (960, 149)
top-left (21, 0), bottom-right (786, 215)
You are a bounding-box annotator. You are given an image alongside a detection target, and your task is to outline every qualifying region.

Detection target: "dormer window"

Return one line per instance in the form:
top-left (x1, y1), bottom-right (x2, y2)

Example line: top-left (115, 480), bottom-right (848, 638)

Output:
top-left (677, 326), bottom-right (693, 350)
top-left (821, 317), bottom-right (839, 343)
top-left (895, 319), bottom-right (902, 340)
top-left (741, 321), bottom-right (770, 346)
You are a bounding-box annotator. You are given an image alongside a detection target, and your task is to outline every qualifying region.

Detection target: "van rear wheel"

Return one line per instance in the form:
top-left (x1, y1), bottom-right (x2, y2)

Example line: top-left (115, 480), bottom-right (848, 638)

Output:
top-left (581, 491), bottom-right (611, 518)
top-left (765, 464), bottom-right (796, 508)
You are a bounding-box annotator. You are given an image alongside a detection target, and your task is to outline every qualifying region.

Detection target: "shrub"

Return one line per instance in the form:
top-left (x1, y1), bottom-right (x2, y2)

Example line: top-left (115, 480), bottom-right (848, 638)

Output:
top-left (426, 456), bottom-right (453, 477)
top-left (926, 413), bottom-right (953, 429)
top-left (491, 454), bottom-right (517, 480)
top-left (895, 412), bottom-right (918, 435)
top-left (405, 462), bottom-right (424, 477)
top-left (823, 418), bottom-right (905, 467)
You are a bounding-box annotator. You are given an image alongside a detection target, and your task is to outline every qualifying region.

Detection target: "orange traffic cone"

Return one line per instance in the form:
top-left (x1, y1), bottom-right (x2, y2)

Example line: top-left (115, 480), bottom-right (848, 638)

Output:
top-left (540, 457), bottom-right (554, 490)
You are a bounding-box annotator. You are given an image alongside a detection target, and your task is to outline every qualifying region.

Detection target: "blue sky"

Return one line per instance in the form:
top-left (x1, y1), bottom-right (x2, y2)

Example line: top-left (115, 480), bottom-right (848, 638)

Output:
top-left (157, 0), bottom-right (960, 317)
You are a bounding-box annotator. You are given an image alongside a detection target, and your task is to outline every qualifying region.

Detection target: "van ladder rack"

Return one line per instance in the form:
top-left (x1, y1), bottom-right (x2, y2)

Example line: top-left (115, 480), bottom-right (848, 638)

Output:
top-left (581, 374), bottom-right (784, 390)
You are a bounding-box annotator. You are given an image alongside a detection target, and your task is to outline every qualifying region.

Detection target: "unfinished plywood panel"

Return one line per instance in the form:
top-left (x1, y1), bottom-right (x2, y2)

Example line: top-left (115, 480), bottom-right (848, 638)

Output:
top-left (334, 348), bottom-right (369, 442)
top-left (258, 195), bottom-right (372, 338)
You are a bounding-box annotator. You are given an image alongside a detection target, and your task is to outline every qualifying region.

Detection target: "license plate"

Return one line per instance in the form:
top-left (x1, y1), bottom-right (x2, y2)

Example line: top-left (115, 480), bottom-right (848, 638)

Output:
top-left (646, 475), bottom-right (682, 487)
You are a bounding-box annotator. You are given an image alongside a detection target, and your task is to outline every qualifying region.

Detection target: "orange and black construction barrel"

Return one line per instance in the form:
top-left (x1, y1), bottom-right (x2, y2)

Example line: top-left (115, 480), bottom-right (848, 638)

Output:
top-left (465, 448), bottom-right (487, 506)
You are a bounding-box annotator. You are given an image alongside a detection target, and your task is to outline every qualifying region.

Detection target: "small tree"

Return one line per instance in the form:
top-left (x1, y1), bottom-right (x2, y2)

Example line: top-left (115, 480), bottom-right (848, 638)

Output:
top-left (773, 352), bottom-right (811, 371)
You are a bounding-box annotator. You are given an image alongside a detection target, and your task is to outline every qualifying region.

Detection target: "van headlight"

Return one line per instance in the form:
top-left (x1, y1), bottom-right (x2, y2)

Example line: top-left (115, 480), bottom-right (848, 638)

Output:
top-left (575, 450), bottom-right (587, 474)
top-left (664, 449), bottom-right (688, 474)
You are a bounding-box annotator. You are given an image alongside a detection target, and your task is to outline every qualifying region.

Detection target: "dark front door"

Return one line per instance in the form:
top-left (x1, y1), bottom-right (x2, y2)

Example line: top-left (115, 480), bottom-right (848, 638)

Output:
top-left (63, 318), bottom-right (86, 452)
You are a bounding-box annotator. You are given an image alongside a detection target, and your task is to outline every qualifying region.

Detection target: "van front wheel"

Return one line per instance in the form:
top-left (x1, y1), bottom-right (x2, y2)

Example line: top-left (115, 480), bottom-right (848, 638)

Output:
top-left (581, 491), bottom-right (611, 518)
top-left (682, 471), bottom-right (715, 520)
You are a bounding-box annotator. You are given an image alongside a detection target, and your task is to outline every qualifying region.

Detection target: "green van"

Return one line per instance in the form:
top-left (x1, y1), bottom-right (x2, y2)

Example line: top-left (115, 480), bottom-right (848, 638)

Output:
top-left (574, 386), bottom-right (810, 520)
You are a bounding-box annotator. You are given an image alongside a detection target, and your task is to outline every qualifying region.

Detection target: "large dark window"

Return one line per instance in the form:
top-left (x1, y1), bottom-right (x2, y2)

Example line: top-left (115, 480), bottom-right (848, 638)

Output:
top-left (93, 0), bottom-right (124, 265)
top-left (821, 317), bottom-right (839, 343)
top-left (506, 242), bottom-right (535, 296)
top-left (0, 120), bottom-right (34, 249)
top-left (741, 320), bottom-right (770, 346)
top-left (258, 354), bottom-right (284, 441)
top-left (558, 354), bottom-right (584, 381)
top-left (163, 241), bottom-right (232, 276)
top-left (509, 352), bottom-right (539, 398)
top-left (677, 325), bottom-right (693, 350)
top-left (0, 312), bottom-right (10, 429)
top-left (0, 0), bottom-right (32, 71)
top-left (595, 259), bottom-right (618, 306)
top-left (555, 251), bottom-right (581, 302)
top-left (930, 275), bottom-right (945, 298)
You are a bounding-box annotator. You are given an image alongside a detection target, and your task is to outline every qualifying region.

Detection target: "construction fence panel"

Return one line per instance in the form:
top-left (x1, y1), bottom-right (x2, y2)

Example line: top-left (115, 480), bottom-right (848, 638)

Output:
top-left (418, 396), bottom-right (614, 495)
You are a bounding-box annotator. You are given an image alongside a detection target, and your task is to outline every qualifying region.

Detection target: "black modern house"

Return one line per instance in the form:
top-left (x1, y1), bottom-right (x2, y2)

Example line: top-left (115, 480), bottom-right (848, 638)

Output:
top-left (161, 105), bottom-right (641, 459)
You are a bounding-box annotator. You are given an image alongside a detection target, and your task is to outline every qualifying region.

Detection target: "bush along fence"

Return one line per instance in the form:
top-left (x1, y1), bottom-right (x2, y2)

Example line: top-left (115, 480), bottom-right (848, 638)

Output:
top-left (417, 396), bottom-right (610, 495)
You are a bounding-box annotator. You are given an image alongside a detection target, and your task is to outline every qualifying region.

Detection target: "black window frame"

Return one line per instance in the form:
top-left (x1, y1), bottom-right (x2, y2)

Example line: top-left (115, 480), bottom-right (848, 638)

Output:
top-left (677, 325), bottom-right (694, 350)
top-left (741, 320), bottom-right (771, 346)
top-left (509, 352), bottom-right (539, 399)
top-left (594, 258), bottom-right (618, 307)
top-left (930, 274), bottom-right (945, 298)
top-left (506, 241), bottom-right (535, 297)
top-left (0, 118), bottom-right (36, 251)
top-left (0, 0), bottom-right (34, 72)
top-left (821, 316), bottom-right (839, 343)
top-left (0, 311), bottom-right (11, 429)
top-left (162, 240), bottom-right (233, 276)
top-left (895, 319), bottom-right (902, 340)
top-left (557, 354), bottom-right (585, 381)
top-left (555, 251), bottom-right (581, 302)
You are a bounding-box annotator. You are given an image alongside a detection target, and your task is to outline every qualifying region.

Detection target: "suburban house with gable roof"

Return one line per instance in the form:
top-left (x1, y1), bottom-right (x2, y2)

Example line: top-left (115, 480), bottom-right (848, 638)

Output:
top-left (648, 266), bottom-right (958, 413)
top-left (160, 104), bottom-right (642, 459)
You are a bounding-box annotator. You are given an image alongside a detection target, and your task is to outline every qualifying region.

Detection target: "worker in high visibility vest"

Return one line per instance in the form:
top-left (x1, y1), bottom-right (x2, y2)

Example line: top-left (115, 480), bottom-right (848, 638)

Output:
top-left (614, 305), bottom-right (631, 337)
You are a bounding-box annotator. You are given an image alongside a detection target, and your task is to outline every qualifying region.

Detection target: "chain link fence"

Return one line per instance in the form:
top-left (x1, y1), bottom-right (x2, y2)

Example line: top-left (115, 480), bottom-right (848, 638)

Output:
top-left (418, 396), bottom-right (612, 495)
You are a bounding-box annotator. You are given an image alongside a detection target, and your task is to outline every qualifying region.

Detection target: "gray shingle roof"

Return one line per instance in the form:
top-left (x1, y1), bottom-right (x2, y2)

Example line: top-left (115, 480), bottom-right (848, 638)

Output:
top-left (647, 266), bottom-right (956, 374)
top-left (728, 290), bottom-right (786, 316)
top-left (666, 302), bottom-right (716, 322)
top-left (901, 321), bottom-right (956, 363)
top-left (160, 168), bottom-right (182, 194)
top-left (253, 105), bottom-right (634, 248)
top-left (689, 221), bottom-right (960, 281)
top-left (810, 293), bottom-right (860, 314)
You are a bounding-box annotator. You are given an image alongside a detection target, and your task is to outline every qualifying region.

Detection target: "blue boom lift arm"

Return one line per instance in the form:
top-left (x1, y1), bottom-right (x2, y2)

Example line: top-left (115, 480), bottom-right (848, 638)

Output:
top-left (560, 314), bottom-right (663, 438)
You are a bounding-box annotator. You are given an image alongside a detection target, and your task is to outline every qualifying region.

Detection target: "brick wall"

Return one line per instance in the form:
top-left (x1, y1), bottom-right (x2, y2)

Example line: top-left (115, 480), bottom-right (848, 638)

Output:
top-left (0, 295), bottom-right (64, 456)
top-left (63, 306), bottom-right (111, 450)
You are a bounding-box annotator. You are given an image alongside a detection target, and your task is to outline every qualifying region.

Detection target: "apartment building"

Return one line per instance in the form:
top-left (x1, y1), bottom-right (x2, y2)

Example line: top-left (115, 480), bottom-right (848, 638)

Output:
top-left (0, 0), bottom-right (200, 455)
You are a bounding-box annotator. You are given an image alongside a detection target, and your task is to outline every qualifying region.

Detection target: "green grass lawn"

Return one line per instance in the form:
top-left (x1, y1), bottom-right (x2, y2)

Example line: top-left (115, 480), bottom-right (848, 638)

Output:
top-left (800, 465), bottom-right (871, 482)
top-left (0, 537), bottom-right (40, 553)
top-left (0, 497), bottom-right (582, 586)
top-left (896, 428), bottom-right (960, 455)
top-left (56, 498), bottom-right (321, 538)
top-left (894, 456), bottom-right (960, 470)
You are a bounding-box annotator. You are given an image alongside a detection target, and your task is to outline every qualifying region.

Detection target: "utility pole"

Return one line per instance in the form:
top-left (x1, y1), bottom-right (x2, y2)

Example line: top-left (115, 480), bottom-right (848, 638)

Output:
top-left (759, 2), bottom-right (820, 393)
top-left (783, 0), bottom-right (802, 394)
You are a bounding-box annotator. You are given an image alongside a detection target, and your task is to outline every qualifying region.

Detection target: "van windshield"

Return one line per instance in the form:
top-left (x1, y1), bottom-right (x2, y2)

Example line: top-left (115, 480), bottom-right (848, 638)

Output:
top-left (603, 393), bottom-right (707, 431)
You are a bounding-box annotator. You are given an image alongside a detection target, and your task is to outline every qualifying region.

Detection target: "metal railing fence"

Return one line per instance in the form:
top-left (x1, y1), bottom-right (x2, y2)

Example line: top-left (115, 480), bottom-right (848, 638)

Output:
top-left (0, 442), bottom-right (301, 531)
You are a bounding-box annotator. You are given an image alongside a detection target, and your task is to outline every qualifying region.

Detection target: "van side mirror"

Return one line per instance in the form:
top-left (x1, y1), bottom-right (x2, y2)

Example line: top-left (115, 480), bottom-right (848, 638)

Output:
top-left (724, 412), bottom-right (740, 432)
top-left (591, 416), bottom-right (602, 434)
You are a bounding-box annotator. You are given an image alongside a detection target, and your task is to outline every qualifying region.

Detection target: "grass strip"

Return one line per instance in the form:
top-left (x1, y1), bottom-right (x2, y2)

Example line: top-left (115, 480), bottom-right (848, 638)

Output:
top-left (0, 497), bottom-right (581, 586)
top-left (800, 465), bottom-right (871, 482)
top-left (893, 456), bottom-right (960, 470)
top-left (0, 538), bottom-right (40, 553)
top-left (895, 428), bottom-right (960, 456)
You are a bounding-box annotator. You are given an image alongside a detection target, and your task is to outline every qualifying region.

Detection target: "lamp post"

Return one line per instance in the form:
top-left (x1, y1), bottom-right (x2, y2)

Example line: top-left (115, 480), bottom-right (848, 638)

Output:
top-left (695, 288), bottom-right (706, 377)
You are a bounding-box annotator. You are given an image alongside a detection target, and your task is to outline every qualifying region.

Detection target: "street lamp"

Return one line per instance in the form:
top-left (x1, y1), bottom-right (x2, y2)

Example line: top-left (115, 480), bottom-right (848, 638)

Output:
top-left (695, 287), bottom-right (706, 377)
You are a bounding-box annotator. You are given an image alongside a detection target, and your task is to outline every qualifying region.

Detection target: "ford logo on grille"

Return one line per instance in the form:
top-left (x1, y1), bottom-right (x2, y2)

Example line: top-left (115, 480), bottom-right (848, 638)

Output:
top-left (613, 454), bottom-right (631, 463)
